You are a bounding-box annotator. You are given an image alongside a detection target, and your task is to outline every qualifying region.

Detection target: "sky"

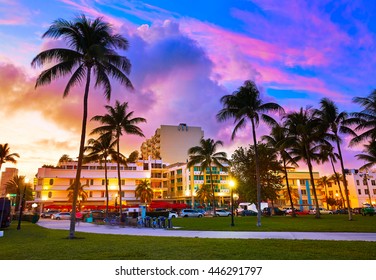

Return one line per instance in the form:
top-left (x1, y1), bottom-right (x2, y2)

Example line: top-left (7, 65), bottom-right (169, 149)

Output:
top-left (1, 0), bottom-right (376, 180)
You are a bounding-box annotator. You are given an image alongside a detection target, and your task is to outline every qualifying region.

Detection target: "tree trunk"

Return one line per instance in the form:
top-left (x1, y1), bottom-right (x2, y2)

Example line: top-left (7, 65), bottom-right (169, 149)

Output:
top-left (335, 136), bottom-right (353, 220)
top-left (209, 166), bottom-right (216, 216)
top-left (116, 132), bottom-right (123, 218)
top-left (251, 118), bottom-right (262, 227)
top-left (283, 158), bottom-right (296, 217)
top-left (306, 153), bottom-right (320, 219)
top-left (329, 157), bottom-right (346, 208)
top-left (69, 67), bottom-right (91, 239)
top-left (104, 159), bottom-right (109, 219)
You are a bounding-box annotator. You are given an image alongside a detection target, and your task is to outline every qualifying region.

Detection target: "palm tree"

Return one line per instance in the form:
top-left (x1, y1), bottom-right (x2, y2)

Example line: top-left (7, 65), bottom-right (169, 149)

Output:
top-left (84, 134), bottom-right (118, 218)
top-left (135, 179), bottom-right (153, 203)
top-left (262, 124), bottom-right (298, 217)
top-left (91, 100), bottom-right (146, 217)
top-left (0, 143), bottom-right (20, 172)
top-left (187, 138), bottom-right (230, 216)
top-left (57, 154), bottom-right (73, 166)
top-left (31, 15), bottom-right (133, 239)
top-left (217, 80), bottom-right (284, 226)
top-left (317, 176), bottom-right (330, 210)
top-left (67, 181), bottom-right (88, 211)
top-left (348, 90), bottom-right (376, 144)
top-left (5, 175), bottom-right (33, 209)
top-left (316, 98), bottom-right (354, 220)
top-left (196, 184), bottom-right (213, 206)
top-left (283, 107), bottom-right (326, 218)
top-left (356, 141), bottom-right (376, 206)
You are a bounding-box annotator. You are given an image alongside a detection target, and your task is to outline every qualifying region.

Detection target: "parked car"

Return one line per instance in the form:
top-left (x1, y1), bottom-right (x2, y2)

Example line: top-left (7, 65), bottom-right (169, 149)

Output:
top-left (309, 208), bottom-right (333, 215)
top-left (294, 209), bottom-right (310, 215)
top-left (197, 209), bottom-right (207, 216)
top-left (361, 207), bottom-right (375, 216)
top-left (241, 209), bottom-right (258, 216)
top-left (215, 209), bottom-right (232, 217)
top-left (262, 207), bottom-right (286, 216)
top-left (51, 212), bottom-right (71, 220)
top-left (333, 209), bottom-right (349, 215)
top-left (283, 207), bottom-right (298, 215)
top-left (168, 211), bottom-right (178, 218)
top-left (41, 210), bottom-right (59, 218)
top-left (180, 209), bottom-right (203, 218)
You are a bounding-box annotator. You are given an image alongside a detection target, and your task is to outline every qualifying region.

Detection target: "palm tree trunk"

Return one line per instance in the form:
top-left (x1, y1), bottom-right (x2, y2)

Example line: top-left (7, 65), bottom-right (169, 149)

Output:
top-left (251, 118), bottom-right (262, 227)
top-left (104, 159), bottom-right (109, 219)
top-left (283, 158), bottom-right (296, 217)
top-left (116, 132), bottom-right (123, 218)
top-left (335, 137), bottom-right (353, 220)
top-left (69, 66), bottom-right (91, 239)
top-left (209, 167), bottom-right (216, 216)
top-left (306, 153), bottom-right (320, 219)
top-left (329, 158), bottom-right (346, 208)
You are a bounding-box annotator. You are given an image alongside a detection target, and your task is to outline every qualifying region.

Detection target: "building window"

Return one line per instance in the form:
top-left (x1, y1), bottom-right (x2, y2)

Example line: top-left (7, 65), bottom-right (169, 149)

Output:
top-left (373, 189), bottom-right (376, 195)
top-left (301, 190), bottom-right (307, 195)
top-left (89, 191), bottom-right (93, 198)
top-left (49, 179), bottom-right (54, 185)
top-left (358, 189), bottom-right (361, 195)
top-left (177, 169), bottom-right (182, 175)
top-left (365, 189), bottom-right (369, 195)
top-left (356, 180), bottom-right (360, 185)
top-left (48, 191), bottom-right (52, 198)
top-left (90, 179), bottom-right (94, 185)
top-left (121, 179), bottom-right (125, 185)
top-left (329, 191), bottom-right (333, 196)
top-left (101, 191), bottom-right (105, 197)
top-left (193, 166), bottom-right (201, 172)
top-left (372, 180), bottom-right (376, 186)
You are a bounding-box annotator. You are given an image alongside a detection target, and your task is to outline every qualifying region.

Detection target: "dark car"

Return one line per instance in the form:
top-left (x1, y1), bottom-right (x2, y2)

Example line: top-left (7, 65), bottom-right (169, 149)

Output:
top-left (262, 207), bottom-right (286, 216)
top-left (333, 209), bottom-right (349, 215)
top-left (241, 209), bottom-right (258, 216)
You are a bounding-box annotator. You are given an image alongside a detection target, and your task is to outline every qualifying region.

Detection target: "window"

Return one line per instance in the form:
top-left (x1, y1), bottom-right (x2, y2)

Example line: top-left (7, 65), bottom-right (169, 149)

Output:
top-left (365, 189), bottom-right (369, 195)
top-left (49, 179), bottom-right (54, 185)
top-left (356, 180), bottom-right (360, 185)
top-left (121, 179), bottom-right (125, 185)
top-left (177, 169), bottom-right (182, 175)
top-left (372, 180), bottom-right (376, 186)
top-left (301, 190), bottom-right (307, 195)
top-left (358, 189), bottom-right (361, 195)
top-left (373, 189), bottom-right (376, 195)
top-left (90, 179), bottom-right (94, 185)
top-left (329, 191), bottom-right (333, 196)
top-left (89, 191), bottom-right (93, 198)
top-left (48, 191), bottom-right (52, 198)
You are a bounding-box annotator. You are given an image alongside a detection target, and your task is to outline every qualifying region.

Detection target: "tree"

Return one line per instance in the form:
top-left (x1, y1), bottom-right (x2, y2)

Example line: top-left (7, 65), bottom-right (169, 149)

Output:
top-left (196, 184), bottom-right (213, 205)
top-left (316, 98), bottom-right (354, 220)
top-left (31, 15), bottom-right (133, 239)
top-left (91, 100), bottom-right (146, 217)
top-left (84, 134), bottom-right (118, 218)
top-left (67, 181), bottom-right (88, 211)
top-left (0, 143), bottom-right (20, 172)
top-left (317, 176), bottom-right (330, 210)
top-left (262, 124), bottom-right (298, 217)
top-left (187, 138), bottom-right (230, 216)
top-left (135, 179), bottom-right (153, 203)
top-left (217, 80), bottom-right (284, 226)
top-left (57, 154), bottom-right (73, 166)
top-left (5, 175), bottom-right (33, 209)
top-left (127, 150), bottom-right (139, 163)
top-left (283, 107), bottom-right (326, 218)
top-left (356, 141), bottom-right (376, 206)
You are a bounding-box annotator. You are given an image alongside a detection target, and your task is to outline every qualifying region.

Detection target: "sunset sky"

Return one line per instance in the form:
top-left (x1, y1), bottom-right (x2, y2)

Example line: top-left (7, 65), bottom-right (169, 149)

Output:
top-left (1, 0), bottom-right (376, 180)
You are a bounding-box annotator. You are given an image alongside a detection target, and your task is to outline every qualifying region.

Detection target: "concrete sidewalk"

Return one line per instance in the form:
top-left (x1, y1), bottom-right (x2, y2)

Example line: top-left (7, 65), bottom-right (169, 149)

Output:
top-left (37, 220), bottom-right (376, 241)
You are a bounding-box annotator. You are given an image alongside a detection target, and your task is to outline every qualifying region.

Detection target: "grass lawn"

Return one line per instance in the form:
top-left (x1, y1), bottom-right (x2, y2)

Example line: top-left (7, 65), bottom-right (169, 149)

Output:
top-left (171, 214), bottom-right (376, 232)
top-left (1, 216), bottom-right (376, 260)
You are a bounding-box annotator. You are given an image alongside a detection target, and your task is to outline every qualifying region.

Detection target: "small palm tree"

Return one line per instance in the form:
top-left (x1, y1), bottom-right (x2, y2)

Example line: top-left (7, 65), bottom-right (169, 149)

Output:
top-left (317, 176), bottom-right (330, 210)
top-left (31, 15), bottom-right (133, 239)
top-left (84, 134), bottom-right (118, 218)
top-left (196, 184), bottom-right (213, 206)
top-left (187, 138), bottom-right (230, 216)
top-left (135, 179), bottom-right (153, 203)
top-left (91, 100), bottom-right (146, 217)
top-left (262, 124), bottom-right (298, 217)
top-left (0, 143), bottom-right (20, 172)
top-left (67, 181), bottom-right (88, 211)
top-left (57, 154), bottom-right (73, 166)
top-left (217, 80), bottom-right (284, 226)
top-left (5, 175), bottom-right (33, 209)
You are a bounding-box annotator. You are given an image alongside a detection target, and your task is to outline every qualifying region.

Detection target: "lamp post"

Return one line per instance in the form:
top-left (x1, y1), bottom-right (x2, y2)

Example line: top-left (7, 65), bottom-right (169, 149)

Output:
top-left (229, 180), bottom-right (235, 227)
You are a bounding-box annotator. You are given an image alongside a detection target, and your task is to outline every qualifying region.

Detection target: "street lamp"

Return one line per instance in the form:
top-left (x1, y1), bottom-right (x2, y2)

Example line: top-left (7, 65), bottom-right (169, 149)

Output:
top-left (229, 180), bottom-right (235, 227)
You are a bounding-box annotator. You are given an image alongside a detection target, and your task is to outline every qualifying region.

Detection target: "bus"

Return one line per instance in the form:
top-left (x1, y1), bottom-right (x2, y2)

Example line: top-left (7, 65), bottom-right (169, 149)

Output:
top-left (0, 197), bottom-right (11, 228)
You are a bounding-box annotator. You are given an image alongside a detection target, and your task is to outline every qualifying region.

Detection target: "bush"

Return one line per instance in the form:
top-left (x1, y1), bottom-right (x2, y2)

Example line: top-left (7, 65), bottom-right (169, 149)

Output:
top-left (13, 213), bottom-right (40, 223)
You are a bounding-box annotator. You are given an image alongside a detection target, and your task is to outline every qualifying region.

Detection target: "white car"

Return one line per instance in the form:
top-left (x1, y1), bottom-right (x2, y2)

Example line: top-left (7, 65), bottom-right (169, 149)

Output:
top-left (215, 209), bottom-right (232, 217)
top-left (168, 211), bottom-right (178, 218)
top-left (309, 208), bottom-right (333, 215)
top-left (51, 212), bottom-right (71, 220)
top-left (180, 209), bottom-right (203, 218)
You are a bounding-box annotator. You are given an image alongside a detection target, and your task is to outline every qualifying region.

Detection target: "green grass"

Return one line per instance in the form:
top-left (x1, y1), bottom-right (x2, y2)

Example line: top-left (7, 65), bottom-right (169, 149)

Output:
top-left (1, 219), bottom-right (376, 260)
top-left (172, 214), bottom-right (376, 232)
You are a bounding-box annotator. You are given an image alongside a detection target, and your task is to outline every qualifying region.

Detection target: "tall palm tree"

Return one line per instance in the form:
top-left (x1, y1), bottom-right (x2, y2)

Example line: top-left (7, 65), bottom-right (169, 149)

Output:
top-left (135, 179), bottom-right (153, 203)
top-left (91, 101), bottom-right (146, 217)
top-left (316, 98), bottom-right (354, 220)
top-left (31, 15), bottom-right (133, 239)
top-left (187, 138), bottom-right (230, 216)
top-left (262, 124), bottom-right (298, 217)
top-left (217, 80), bottom-right (284, 226)
top-left (0, 143), bottom-right (20, 172)
top-left (317, 176), bottom-right (330, 210)
top-left (84, 134), bottom-right (118, 218)
top-left (283, 107), bottom-right (326, 218)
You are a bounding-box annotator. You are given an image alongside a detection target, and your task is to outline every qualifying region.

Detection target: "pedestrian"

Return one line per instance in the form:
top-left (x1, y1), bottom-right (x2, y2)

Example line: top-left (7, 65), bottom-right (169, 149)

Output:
top-left (76, 211), bottom-right (83, 226)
